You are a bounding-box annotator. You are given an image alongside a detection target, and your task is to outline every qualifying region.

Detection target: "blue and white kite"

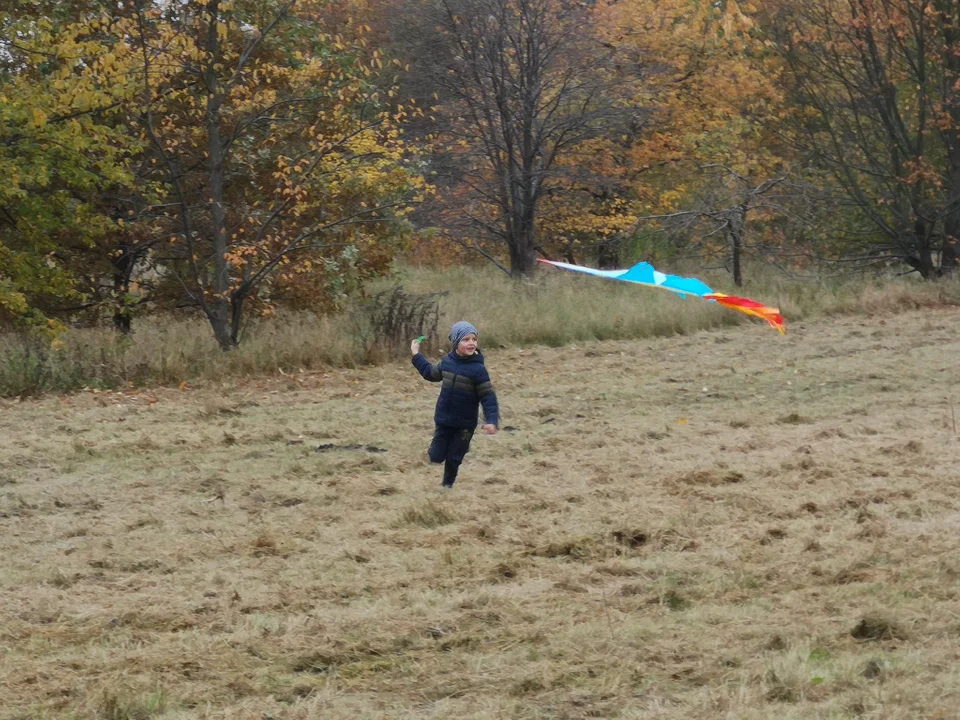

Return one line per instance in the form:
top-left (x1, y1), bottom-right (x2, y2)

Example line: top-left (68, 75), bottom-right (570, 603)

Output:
top-left (537, 258), bottom-right (785, 333)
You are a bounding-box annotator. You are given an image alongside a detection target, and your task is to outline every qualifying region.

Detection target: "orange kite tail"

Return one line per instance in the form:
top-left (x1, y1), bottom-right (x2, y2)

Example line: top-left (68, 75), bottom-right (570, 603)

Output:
top-left (704, 293), bottom-right (786, 335)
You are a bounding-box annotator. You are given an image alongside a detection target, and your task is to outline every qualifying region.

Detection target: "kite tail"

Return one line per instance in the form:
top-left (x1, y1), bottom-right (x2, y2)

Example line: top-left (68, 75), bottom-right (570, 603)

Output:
top-left (704, 293), bottom-right (786, 335)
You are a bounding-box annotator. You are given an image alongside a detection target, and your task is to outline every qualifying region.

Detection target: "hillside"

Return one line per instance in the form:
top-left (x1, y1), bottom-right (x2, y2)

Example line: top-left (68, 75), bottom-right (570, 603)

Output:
top-left (2, 309), bottom-right (959, 719)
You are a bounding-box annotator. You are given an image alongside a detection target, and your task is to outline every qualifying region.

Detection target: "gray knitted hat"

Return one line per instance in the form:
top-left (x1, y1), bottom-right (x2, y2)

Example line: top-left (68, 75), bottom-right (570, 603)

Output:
top-left (449, 321), bottom-right (478, 349)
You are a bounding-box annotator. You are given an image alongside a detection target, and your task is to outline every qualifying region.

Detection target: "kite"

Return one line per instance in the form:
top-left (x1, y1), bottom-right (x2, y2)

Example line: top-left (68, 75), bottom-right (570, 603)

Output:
top-left (537, 258), bottom-right (786, 334)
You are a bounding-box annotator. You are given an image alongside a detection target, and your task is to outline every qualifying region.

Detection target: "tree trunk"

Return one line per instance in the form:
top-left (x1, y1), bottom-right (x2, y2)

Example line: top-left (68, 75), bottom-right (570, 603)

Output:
top-left (206, 306), bottom-right (235, 350)
top-left (596, 238), bottom-right (621, 269)
top-left (111, 242), bottom-right (134, 333)
top-left (203, 1), bottom-right (235, 351)
top-left (230, 294), bottom-right (245, 346)
top-left (729, 204), bottom-right (747, 288)
top-left (509, 229), bottom-right (538, 277)
top-left (731, 230), bottom-right (743, 288)
top-left (941, 122), bottom-right (960, 276)
top-left (508, 203), bottom-right (538, 277)
top-left (917, 244), bottom-right (937, 279)
top-left (940, 0), bottom-right (960, 277)
top-left (941, 231), bottom-right (959, 276)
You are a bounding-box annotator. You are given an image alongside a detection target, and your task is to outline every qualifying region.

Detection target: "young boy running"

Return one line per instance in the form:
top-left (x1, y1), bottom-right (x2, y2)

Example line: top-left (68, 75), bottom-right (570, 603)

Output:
top-left (411, 321), bottom-right (499, 489)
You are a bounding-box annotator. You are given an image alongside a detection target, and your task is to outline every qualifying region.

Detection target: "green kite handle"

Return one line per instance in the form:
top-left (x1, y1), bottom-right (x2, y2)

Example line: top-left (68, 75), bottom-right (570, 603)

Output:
top-left (416, 336), bottom-right (426, 343)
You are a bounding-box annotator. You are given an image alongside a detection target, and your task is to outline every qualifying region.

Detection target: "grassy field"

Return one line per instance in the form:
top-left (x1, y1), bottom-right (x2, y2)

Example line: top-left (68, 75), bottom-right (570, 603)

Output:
top-left (2, 307), bottom-right (960, 719)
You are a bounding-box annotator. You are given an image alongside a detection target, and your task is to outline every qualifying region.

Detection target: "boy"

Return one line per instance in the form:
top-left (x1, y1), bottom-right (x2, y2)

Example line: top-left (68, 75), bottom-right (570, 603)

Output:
top-left (411, 321), bottom-right (499, 489)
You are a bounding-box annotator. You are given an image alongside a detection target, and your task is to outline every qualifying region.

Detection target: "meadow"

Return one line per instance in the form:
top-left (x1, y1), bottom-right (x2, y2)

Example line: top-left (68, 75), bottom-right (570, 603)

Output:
top-left (2, 295), bottom-right (959, 718)
top-left (4, 264), bottom-right (960, 397)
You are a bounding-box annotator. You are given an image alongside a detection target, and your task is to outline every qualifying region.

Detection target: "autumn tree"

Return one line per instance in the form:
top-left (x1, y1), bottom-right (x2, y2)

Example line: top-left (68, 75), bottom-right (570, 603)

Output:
top-left (0, 5), bottom-right (144, 331)
top-left (584, 0), bottom-right (804, 281)
top-left (108, 0), bottom-right (426, 349)
top-left (399, 0), bottom-right (630, 277)
top-left (760, 0), bottom-right (960, 278)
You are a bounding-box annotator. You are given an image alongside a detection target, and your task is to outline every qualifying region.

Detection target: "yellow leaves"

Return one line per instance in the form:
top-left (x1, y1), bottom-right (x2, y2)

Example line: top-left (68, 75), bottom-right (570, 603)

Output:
top-left (0, 0), bottom-right (422, 318)
top-left (31, 108), bottom-right (48, 128)
top-left (721, 0), bottom-right (755, 35)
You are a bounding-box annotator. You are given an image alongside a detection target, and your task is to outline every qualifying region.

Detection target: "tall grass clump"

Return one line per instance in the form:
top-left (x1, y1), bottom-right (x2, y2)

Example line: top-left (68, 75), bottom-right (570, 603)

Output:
top-left (394, 262), bottom-right (960, 345)
top-left (97, 686), bottom-right (169, 719)
top-left (0, 312), bottom-right (368, 397)
top-left (392, 264), bottom-right (739, 347)
top-left (685, 261), bottom-right (960, 320)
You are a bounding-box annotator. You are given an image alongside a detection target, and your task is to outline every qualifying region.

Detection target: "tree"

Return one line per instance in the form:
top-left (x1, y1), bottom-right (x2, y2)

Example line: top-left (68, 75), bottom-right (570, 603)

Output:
top-left (0, 6), bottom-right (143, 331)
top-left (405, 0), bottom-right (629, 277)
top-left (762, 0), bottom-right (960, 278)
top-left (646, 168), bottom-right (816, 286)
top-left (112, 0), bottom-right (425, 349)
top-left (589, 0), bottom-right (799, 281)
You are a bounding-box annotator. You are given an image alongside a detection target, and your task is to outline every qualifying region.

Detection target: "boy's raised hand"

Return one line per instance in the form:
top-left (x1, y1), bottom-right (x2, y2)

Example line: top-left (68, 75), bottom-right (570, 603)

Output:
top-left (482, 424), bottom-right (498, 435)
top-left (410, 338), bottom-right (421, 355)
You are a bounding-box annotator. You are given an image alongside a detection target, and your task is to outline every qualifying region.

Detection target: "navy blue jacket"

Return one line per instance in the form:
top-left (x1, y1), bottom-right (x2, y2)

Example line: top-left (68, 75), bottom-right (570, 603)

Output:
top-left (412, 350), bottom-right (499, 429)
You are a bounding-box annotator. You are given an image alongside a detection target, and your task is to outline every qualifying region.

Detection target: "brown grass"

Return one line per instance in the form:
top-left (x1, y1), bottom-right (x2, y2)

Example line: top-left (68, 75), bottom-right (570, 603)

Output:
top-left (2, 309), bottom-right (960, 718)
top-left (6, 264), bottom-right (960, 397)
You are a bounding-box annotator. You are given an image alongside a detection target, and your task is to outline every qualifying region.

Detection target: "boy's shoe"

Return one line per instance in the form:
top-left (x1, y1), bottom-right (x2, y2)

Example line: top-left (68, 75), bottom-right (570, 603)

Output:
top-left (440, 482), bottom-right (454, 491)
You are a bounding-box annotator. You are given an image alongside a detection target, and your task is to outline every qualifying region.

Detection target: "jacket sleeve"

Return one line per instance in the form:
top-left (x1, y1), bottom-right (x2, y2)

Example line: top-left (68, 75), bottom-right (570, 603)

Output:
top-left (411, 353), bottom-right (442, 382)
top-left (476, 367), bottom-right (499, 426)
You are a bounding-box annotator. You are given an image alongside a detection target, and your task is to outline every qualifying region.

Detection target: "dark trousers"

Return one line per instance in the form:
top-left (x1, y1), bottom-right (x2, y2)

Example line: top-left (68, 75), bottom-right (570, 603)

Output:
top-left (428, 425), bottom-right (475, 486)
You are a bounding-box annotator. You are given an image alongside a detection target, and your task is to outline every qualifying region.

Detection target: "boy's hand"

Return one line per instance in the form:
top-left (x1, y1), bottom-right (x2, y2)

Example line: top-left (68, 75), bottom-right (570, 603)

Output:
top-left (410, 338), bottom-right (421, 355)
top-left (482, 424), bottom-right (498, 435)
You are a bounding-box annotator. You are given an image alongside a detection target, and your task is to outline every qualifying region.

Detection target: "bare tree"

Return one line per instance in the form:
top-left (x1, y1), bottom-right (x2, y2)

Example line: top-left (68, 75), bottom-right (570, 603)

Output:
top-left (631, 166), bottom-right (813, 287)
top-left (411, 0), bottom-right (626, 277)
top-left (765, 0), bottom-right (960, 278)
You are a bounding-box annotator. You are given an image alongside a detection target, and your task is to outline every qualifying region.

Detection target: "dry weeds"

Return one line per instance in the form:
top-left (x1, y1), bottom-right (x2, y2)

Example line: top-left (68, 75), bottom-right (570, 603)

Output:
top-left (2, 310), bottom-right (960, 719)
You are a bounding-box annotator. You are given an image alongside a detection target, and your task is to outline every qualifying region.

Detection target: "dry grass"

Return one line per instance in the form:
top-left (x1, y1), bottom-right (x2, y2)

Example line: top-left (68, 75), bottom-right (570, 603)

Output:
top-left (5, 264), bottom-right (960, 397)
top-left (396, 263), bottom-right (960, 346)
top-left (3, 309), bottom-right (960, 718)
top-left (0, 312), bottom-right (366, 397)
